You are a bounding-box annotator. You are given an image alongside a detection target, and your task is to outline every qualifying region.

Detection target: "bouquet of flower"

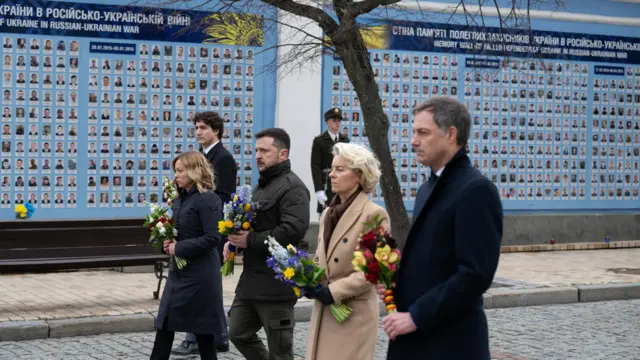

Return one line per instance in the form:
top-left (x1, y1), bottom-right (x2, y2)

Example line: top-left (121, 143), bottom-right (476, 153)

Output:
top-left (162, 177), bottom-right (178, 206)
top-left (15, 203), bottom-right (35, 219)
top-left (218, 185), bottom-right (256, 276)
top-left (143, 202), bottom-right (188, 270)
top-left (264, 236), bottom-right (353, 324)
top-left (352, 214), bottom-right (401, 314)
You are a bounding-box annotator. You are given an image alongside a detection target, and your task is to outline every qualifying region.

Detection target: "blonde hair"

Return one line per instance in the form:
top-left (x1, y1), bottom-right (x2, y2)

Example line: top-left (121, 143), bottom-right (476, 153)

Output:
top-left (332, 143), bottom-right (381, 193)
top-left (171, 151), bottom-right (216, 194)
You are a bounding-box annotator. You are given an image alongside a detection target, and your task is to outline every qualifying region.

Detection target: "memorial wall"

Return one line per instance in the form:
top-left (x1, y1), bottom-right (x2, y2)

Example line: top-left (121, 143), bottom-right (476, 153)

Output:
top-left (0, 0), bottom-right (277, 220)
top-left (321, 16), bottom-right (640, 212)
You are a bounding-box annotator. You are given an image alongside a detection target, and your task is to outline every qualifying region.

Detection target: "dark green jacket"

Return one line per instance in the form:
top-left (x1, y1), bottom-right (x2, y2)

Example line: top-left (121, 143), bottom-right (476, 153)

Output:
top-left (236, 159), bottom-right (310, 301)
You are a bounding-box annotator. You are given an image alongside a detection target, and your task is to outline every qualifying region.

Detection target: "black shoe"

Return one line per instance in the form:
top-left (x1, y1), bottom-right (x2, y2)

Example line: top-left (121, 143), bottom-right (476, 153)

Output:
top-left (171, 341), bottom-right (199, 355)
top-left (216, 344), bottom-right (229, 353)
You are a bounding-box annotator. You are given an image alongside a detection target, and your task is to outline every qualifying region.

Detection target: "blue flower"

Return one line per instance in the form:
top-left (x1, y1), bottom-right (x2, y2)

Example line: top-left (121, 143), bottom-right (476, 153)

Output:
top-left (287, 257), bottom-right (298, 267)
top-left (25, 203), bottom-right (35, 218)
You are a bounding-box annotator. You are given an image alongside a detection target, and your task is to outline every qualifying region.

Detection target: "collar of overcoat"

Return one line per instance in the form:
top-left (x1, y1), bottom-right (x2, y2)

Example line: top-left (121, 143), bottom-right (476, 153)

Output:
top-left (320, 191), bottom-right (370, 262)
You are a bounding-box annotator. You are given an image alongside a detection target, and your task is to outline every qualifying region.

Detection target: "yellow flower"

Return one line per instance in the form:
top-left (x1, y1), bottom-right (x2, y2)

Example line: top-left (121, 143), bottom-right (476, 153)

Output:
top-left (242, 221), bottom-right (250, 230)
top-left (15, 204), bottom-right (26, 213)
top-left (388, 249), bottom-right (400, 264)
top-left (352, 251), bottom-right (366, 269)
top-left (233, 195), bottom-right (238, 202)
top-left (19, 213), bottom-right (26, 218)
top-left (217, 221), bottom-right (227, 233)
top-left (243, 203), bottom-right (251, 212)
top-left (375, 245), bottom-right (391, 265)
top-left (225, 220), bottom-right (233, 228)
top-left (283, 267), bottom-right (295, 279)
top-left (286, 244), bottom-right (297, 253)
top-left (292, 286), bottom-right (301, 297)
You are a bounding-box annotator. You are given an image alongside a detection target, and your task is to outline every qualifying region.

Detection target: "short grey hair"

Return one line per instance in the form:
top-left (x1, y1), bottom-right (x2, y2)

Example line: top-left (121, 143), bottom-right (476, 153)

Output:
top-left (332, 142), bottom-right (381, 193)
top-left (413, 96), bottom-right (470, 147)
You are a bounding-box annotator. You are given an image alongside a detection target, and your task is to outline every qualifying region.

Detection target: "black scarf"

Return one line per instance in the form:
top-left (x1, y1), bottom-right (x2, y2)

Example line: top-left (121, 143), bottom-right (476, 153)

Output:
top-left (258, 159), bottom-right (291, 187)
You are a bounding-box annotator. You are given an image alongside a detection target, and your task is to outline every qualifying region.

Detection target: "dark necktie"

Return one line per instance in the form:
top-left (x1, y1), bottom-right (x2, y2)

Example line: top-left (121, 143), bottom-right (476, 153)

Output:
top-left (425, 171), bottom-right (439, 198)
top-left (430, 171), bottom-right (439, 184)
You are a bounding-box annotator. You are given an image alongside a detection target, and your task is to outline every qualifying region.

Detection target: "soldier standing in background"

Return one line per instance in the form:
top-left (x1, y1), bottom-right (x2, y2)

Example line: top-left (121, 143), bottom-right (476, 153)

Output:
top-left (310, 107), bottom-right (350, 214)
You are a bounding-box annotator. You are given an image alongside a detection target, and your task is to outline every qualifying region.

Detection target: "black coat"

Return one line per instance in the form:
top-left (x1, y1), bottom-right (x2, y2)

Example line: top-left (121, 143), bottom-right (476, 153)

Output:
top-left (236, 160), bottom-right (310, 301)
top-left (156, 187), bottom-right (223, 335)
top-left (203, 141), bottom-right (237, 205)
top-left (204, 141), bottom-right (237, 256)
top-left (387, 151), bottom-right (503, 360)
top-left (310, 131), bottom-right (349, 213)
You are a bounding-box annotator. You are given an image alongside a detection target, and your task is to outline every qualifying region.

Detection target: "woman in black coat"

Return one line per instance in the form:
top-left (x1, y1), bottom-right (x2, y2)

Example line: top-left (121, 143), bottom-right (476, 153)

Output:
top-left (151, 151), bottom-right (223, 360)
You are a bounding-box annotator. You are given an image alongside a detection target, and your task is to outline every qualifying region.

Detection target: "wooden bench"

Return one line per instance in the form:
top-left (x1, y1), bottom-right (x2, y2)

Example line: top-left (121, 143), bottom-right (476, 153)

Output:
top-left (0, 218), bottom-right (170, 299)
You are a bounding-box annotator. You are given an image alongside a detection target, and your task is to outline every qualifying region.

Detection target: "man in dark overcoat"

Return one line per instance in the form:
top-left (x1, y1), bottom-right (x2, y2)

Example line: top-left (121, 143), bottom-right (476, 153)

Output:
top-left (172, 111), bottom-right (237, 355)
top-left (380, 97), bottom-right (503, 360)
top-left (310, 107), bottom-right (349, 214)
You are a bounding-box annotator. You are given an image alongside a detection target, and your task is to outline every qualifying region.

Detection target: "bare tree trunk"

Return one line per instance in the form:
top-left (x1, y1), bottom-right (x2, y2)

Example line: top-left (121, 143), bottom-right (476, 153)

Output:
top-left (333, 23), bottom-right (411, 248)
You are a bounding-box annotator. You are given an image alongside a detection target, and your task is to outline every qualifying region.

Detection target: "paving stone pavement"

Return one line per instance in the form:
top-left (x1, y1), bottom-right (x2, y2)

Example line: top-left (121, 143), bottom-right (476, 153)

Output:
top-left (1, 300), bottom-right (638, 360)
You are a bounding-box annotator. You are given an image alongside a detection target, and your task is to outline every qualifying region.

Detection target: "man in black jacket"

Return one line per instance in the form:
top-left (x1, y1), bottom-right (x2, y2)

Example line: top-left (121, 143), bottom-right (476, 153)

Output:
top-left (225, 128), bottom-right (310, 360)
top-left (172, 111), bottom-right (237, 355)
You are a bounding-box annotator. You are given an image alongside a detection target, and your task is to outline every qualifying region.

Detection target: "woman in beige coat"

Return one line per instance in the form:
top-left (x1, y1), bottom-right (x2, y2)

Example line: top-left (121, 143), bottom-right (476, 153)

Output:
top-left (304, 142), bottom-right (390, 360)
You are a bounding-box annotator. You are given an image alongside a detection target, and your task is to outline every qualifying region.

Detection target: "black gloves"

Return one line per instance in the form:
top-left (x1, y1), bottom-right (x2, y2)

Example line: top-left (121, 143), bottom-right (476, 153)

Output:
top-left (304, 285), bottom-right (334, 305)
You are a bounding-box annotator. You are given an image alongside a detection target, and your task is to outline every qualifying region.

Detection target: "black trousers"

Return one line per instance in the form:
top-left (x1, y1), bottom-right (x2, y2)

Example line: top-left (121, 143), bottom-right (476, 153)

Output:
top-left (150, 319), bottom-right (218, 360)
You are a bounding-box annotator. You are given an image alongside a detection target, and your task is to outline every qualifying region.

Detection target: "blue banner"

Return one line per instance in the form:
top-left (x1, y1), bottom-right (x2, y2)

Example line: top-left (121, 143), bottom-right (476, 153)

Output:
top-left (0, 1), bottom-right (264, 45)
top-left (372, 21), bottom-right (640, 65)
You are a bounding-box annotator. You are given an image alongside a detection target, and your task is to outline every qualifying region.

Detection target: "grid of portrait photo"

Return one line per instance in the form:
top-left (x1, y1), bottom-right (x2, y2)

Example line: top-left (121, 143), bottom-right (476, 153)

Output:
top-left (590, 67), bottom-right (640, 200)
top-left (465, 59), bottom-right (592, 201)
top-left (1, 35), bottom-right (260, 212)
top-left (86, 43), bottom-right (257, 208)
top-left (330, 51), bottom-right (459, 201)
top-left (1, 37), bottom-right (81, 209)
top-left (325, 52), bottom-right (640, 208)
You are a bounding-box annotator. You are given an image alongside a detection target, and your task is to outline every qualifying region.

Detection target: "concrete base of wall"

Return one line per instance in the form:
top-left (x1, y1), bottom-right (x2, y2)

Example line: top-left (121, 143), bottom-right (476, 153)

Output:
top-left (502, 213), bottom-right (640, 245)
top-left (303, 213), bottom-right (640, 254)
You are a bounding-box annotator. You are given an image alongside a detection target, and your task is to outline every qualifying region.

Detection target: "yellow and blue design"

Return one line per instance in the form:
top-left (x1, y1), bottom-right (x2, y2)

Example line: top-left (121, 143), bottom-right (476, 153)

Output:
top-left (202, 13), bottom-right (264, 46)
top-left (324, 24), bottom-right (390, 49)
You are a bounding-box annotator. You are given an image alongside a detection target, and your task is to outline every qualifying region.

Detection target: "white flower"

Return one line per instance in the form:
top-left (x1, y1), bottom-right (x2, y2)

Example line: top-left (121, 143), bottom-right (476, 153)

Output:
top-left (159, 227), bottom-right (166, 235)
top-left (156, 222), bottom-right (164, 228)
top-left (172, 229), bottom-right (178, 236)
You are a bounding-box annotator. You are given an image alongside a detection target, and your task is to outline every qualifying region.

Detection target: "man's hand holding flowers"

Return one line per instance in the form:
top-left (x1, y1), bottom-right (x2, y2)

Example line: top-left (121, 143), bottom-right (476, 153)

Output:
top-left (228, 230), bottom-right (249, 249)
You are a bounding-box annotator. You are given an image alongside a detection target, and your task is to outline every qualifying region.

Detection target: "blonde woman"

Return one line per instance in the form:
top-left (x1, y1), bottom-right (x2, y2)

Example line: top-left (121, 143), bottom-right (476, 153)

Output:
top-left (305, 142), bottom-right (390, 360)
top-left (151, 151), bottom-right (223, 360)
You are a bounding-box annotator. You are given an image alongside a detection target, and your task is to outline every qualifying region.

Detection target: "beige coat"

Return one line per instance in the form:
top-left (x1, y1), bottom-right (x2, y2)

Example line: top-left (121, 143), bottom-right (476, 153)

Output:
top-left (305, 192), bottom-right (390, 360)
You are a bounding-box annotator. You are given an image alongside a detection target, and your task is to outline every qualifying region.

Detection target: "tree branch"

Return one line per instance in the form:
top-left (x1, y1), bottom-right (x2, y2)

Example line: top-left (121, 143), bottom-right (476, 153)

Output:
top-left (261, 0), bottom-right (340, 37)
top-left (348, 0), bottom-right (401, 16)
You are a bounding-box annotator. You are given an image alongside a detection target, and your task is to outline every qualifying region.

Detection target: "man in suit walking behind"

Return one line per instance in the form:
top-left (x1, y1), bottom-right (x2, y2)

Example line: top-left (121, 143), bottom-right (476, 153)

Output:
top-left (172, 111), bottom-right (237, 355)
top-left (311, 107), bottom-right (349, 215)
top-left (225, 128), bottom-right (310, 360)
top-left (380, 97), bottom-right (503, 360)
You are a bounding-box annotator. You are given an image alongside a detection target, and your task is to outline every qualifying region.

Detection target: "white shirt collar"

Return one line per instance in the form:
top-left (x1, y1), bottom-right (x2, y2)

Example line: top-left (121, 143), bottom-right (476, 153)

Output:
top-left (327, 130), bottom-right (339, 141)
top-left (434, 166), bottom-right (445, 177)
top-left (203, 141), bottom-right (219, 155)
